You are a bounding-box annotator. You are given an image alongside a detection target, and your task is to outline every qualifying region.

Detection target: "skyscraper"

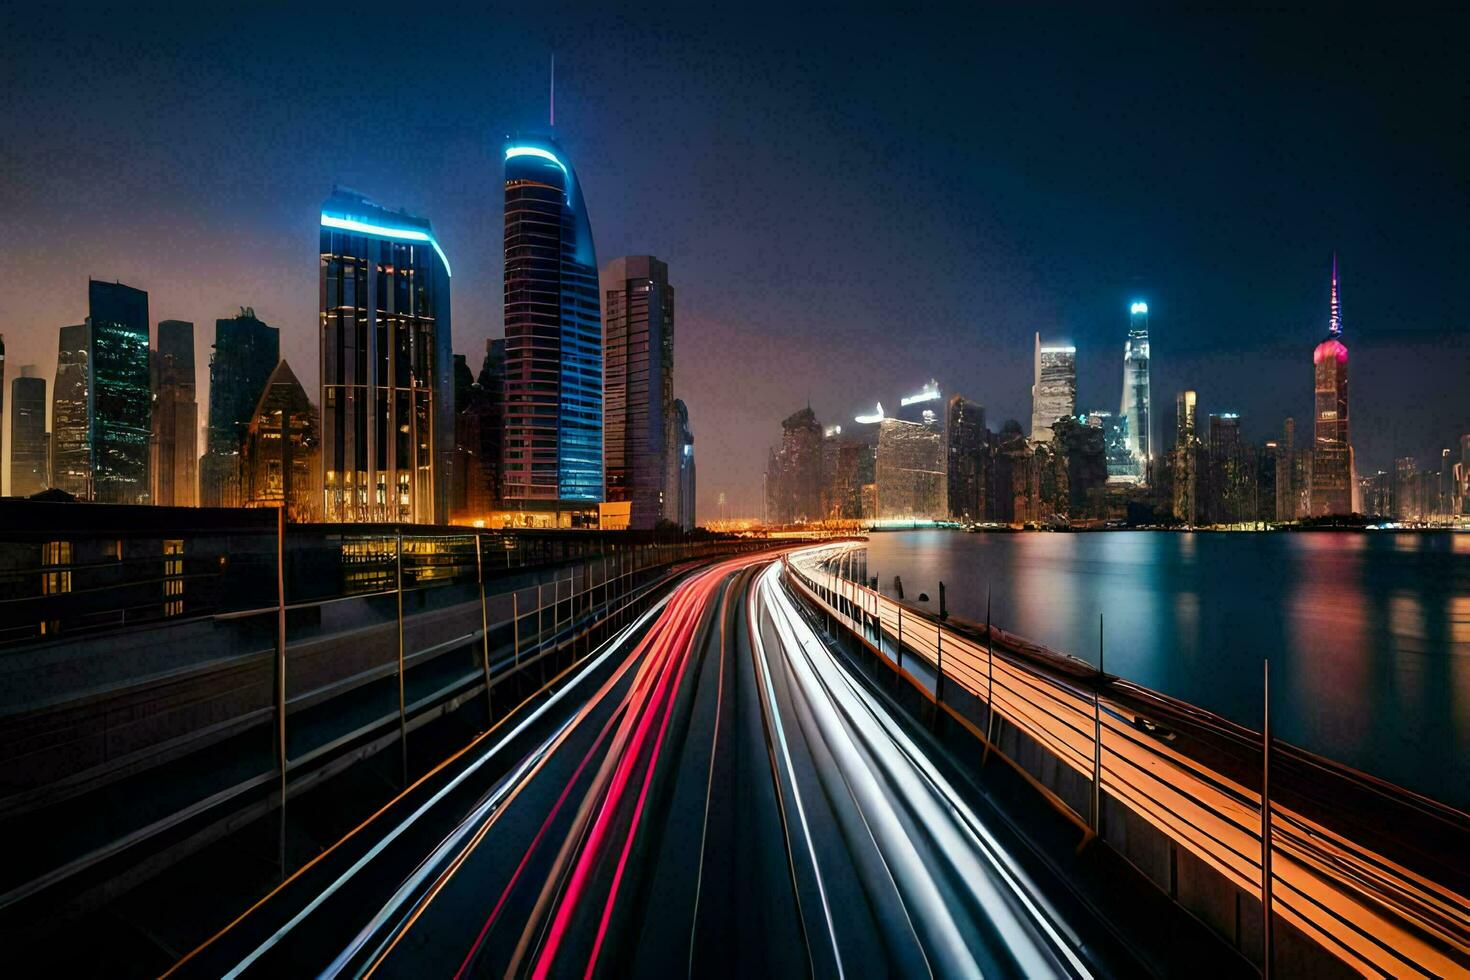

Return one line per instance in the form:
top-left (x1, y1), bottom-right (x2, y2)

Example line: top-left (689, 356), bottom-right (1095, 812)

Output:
top-left (51, 323), bottom-right (90, 498)
top-left (320, 190), bottom-right (453, 524)
top-left (152, 319), bottom-right (198, 506)
top-left (88, 280), bottom-right (152, 504)
top-left (1172, 390), bottom-right (1201, 524)
top-left (1031, 334), bottom-right (1077, 441)
top-left (1119, 300), bottom-right (1151, 481)
top-left (602, 255), bottom-right (674, 530)
top-left (502, 136), bottom-right (602, 525)
top-left (10, 374), bottom-right (48, 497)
top-left (946, 395), bottom-right (986, 520)
top-left (876, 418), bottom-right (947, 520)
top-left (766, 406), bottom-right (823, 524)
top-left (1311, 254), bottom-right (1353, 516)
top-left (0, 333), bottom-right (6, 494)
top-left (201, 309), bottom-right (279, 507)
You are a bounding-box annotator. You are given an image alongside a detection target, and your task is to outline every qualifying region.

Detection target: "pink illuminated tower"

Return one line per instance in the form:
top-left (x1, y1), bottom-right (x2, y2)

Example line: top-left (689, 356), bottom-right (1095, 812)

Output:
top-left (1311, 253), bottom-right (1353, 515)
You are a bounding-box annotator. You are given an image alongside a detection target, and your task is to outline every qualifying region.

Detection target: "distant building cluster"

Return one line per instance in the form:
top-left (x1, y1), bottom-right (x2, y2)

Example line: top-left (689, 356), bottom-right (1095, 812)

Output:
top-left (2, 130), bottom-right (700, 530)
top-left (761, 258), bottom-right (1469, 528)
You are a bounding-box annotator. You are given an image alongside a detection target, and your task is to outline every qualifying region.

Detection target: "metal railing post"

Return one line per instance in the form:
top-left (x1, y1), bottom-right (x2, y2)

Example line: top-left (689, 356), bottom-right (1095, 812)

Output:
top-left (476, 533), bottom-right (492, 723)
top-left (935, 616), bottom-right (944, 708)
top-left (983, 587), bottom-right (995, 766)
top-left (512, 590), bottom-right (520, 668)
top-left (1092, 613), bottom-right (1103, 834)
top-left (274, 505), bottom-right (287, 880)
top-left (1263, 658), bottom-right (1274, 978)
top-left (537, 580), bottom-right (544, 651)
top-left (896, 604), bottom-right (904, 672)
top-left (395, 528), bottom-right (407, 786)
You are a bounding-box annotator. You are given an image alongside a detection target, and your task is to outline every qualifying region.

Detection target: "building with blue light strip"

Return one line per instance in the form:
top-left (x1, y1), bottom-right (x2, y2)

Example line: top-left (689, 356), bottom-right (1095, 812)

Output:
top-left (501, 135), bottom-right (603, 524)
top-left (319, 189), bottom-right (453, 523)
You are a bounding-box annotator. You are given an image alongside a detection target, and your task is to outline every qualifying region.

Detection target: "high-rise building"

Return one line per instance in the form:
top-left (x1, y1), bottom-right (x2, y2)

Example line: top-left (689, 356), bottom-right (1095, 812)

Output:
top-left (673, 398), bottom-right (695, 530)
top-left (602, 255), bottom-right (674, 530)
top-left (52, 323), bottom-right (91, 497)
top-left (201, 309), bottom-right (279, 507)
top-left (1172, 390), bottom-right (1201, 524)
top-left (765, 406), bottom-right (823, 524)
top-left (1206, 413), bottom-right (1253, 524)
top-left (10, 374), bottom-right (48, 497)
top-left (1459, 434), bottom-right (1470, 516)
top-left (1120, 300), bottom-right (1151, 480)
top-left (946, 395), bottom-right (986, 520)
top-left (876, 418), bottom-right (947, 520)
top-left (88, 280), bottom-right (152, 504)
top-left (1311, 255), bottom-right (1353, 516)
top-left (1360, 470), bottom-right (1392, 517)
top-left (320, 190), bottom-right (453, 524)
top-left (1393, 457), bottom-right (1418, 521)
top-left (1031, 335), bottom-right (1077, 441)
top-left (501, 136), bottom-right (602, 525)
top-left (241, 359), bottom-right (321, 522)
top-left (151, 319), bottom-right (198, 506)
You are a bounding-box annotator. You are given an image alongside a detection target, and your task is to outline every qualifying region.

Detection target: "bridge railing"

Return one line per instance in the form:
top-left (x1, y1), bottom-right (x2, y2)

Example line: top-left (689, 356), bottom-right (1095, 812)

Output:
top-left (782, 542), bottom-right (1470, 979)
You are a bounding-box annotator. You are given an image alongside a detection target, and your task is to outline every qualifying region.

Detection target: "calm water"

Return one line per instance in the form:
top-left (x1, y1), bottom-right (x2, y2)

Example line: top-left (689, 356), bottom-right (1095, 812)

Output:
top-left (863, 530), bottom-right (1470, 810)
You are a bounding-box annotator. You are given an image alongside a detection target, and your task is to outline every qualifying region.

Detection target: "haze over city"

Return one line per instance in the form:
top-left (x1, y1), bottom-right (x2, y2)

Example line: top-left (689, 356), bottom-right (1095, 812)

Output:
top-left (3, 6), bottom-right (1466, 517)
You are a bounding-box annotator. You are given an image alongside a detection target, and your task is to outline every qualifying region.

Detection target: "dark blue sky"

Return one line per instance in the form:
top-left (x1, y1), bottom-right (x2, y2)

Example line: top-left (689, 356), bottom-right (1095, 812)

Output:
top-left (2, 5), bottom-right (1466, 515)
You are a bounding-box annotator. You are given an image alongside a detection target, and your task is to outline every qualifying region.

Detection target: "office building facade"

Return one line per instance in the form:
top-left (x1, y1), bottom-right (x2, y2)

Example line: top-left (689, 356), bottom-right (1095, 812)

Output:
top-left (946, 395), bottom-right (986, 520)
top-left (602, 255), bottom-right (674, 529)
top-left (52, 323), bottom-right (91, 497)
top-left (673, 398), bottom-right (695, 530)
top-left (1311, 255), bottom-right (1353, 516)
top-left (242, 359), bottom-right (321, 522)
top-left (1031, 334), bottom-right (1077, 441)
top-left (10, 375), bottom-right (48, 497)
top-left (202, 309), bottom-right (280, 507)
top-left (502, 136), bottom-right (602, 523)
top-left (320, 190), bottom-right (453, 524)
top-left (88, 280), bottom-right (152, 504)
top-left (876, 418), bottom-right (946, 520)
top-left (151, 319), bottom-right (198, 506)
top-left (1120, 301), bottom-right (1151, 479)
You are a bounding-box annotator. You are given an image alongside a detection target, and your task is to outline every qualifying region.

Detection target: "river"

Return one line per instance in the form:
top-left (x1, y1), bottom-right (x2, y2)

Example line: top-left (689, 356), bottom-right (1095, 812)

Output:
top-left (860, 529), bottom-right (1470, 810)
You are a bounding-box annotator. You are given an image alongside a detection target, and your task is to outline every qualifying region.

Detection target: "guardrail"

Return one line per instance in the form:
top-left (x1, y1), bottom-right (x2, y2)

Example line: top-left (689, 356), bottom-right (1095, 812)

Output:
top-left (783, 542), bottom-right (1469, 978)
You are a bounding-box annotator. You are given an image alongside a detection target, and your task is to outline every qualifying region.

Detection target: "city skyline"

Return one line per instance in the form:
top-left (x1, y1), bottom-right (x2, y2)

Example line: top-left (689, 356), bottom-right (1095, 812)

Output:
top-left (1, 8), bottom-right (1466, 517)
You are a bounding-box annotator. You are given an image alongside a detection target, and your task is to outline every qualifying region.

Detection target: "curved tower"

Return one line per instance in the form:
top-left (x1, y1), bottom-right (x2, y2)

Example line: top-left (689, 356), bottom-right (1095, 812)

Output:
top-left (1120, 300), bottom-right (1151, 481)
top-left (1310, 254), bottom-right (1352, 515)
top-left (502, 136), bottom-right (603, 521)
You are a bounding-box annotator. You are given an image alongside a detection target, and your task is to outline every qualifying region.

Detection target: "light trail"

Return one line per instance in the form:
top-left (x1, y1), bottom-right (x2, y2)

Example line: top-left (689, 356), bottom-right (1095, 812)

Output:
top-left (789, 543), bottom-right (1470, 978)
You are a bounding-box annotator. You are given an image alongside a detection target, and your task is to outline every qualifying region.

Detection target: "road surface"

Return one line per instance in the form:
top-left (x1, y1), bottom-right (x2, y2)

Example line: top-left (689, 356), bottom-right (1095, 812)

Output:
top-left (166, 551), bottom-right (1101, 978)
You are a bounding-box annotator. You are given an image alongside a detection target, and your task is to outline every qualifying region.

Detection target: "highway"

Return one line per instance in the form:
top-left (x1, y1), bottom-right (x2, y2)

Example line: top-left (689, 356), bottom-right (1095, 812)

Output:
top-left (164, 550), bottom-right (1104, 978)
top-left (790, 543), bottom-right (1470, 978)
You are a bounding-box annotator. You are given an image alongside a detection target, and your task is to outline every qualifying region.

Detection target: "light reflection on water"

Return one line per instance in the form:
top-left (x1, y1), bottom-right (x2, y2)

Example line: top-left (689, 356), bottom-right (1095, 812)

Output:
top-left (863, 529), bottom-right (1470, 808)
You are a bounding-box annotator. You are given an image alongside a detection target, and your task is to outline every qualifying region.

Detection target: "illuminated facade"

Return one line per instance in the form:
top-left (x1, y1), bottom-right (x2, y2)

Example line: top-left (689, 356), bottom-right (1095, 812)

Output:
top-left (88, 280), bottom-right (152, 504)
top-left (1172, 390), bottom-right (1201, 524)
top-left (202, 309), bottom-right (279, 507)
top-left (151, 319), bottom-right (198, 507)
top-left (1031, 334), bottom-right (1077, 441)
top-left (242, 359), bottom-right (321, 522)
top-left (51, 323), bottom-right (90, 498)
top-left (10, 375), bottom-right (48, 497)
top-left (876, 418), bottom-right (946, 520)
top-left (602, 255), bottom-right (674, 529)
top-left (320, 190), bottom-right (453, 524)
top-left (502, 137), bottom-right (603, 521)
top-left (946, 395), bottom-right (986, 520)
top-left (766, 406), bottom-right (823, 523)
top-left (1311, 255), bottom-right (1352, 516)
top-left (1119, 300), bottom-right (1151, 479)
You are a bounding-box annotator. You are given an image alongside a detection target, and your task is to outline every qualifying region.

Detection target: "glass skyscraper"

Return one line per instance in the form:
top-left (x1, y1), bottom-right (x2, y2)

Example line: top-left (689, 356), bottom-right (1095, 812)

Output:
top-left (319, 190), bottom-right (453, 524)
top-left (1311, 255), bottom-right (1352, 516)
top-left (10, 375), bottom-right (48, 497)
top-left (202, 309), bottom-right (279, 507)
top-left (602, 255), bottom-right (673, 529)
top-left (88, 280), bottom-right (152, 504)
top-left (52, 322), bottom-right (91, 498)
top-left (152, 319), bottom-right (198, 506)
top-left (502, 136), bottom-right (603, 522)
top-left (1031, 333), bottom-right (1077, 441)
top-left (1119, 300), bottom-right (1151, 481)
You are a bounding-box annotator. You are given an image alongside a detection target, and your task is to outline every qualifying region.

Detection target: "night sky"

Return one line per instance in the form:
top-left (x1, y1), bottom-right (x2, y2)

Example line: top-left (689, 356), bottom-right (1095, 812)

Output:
top-left (2, 5), bottom-right (1466, 516)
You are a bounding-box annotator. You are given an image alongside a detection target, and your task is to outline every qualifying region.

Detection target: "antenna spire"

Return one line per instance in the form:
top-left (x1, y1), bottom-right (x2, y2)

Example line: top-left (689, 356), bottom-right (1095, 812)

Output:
top-left (1329, 251), bottom-right (1342, 336)
top-left (549, 53), bottom-right (555, 127)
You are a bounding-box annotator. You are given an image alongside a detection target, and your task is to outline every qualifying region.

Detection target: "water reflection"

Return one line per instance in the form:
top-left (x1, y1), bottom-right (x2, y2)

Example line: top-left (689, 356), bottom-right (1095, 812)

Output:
top-left (865, 529), bottom-right (1470, 808)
